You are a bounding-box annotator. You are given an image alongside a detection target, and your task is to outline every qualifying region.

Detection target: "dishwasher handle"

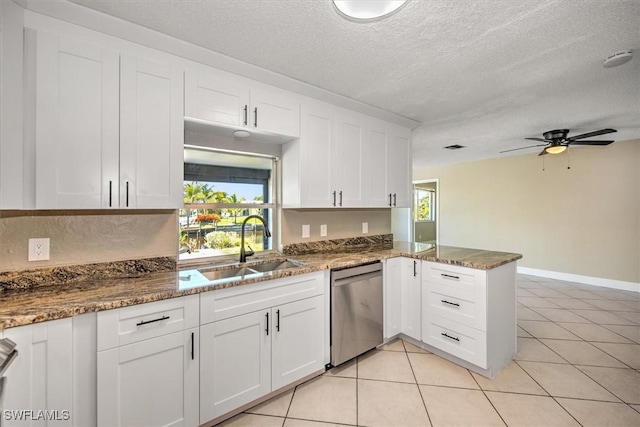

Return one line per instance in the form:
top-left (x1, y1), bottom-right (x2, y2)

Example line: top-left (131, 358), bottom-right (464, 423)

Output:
top-left (332, 271), bottom-right (382, 287)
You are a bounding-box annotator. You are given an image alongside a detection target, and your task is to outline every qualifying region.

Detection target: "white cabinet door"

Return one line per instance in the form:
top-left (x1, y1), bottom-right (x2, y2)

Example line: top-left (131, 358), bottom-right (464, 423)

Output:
top-left (362, 119), bottom-right (389, 207)
top-left (34, 32), bottom-right (119, 209)
top-left (200, 310), bottom-right (271, 423)
top-left (184, 67), bottom-right (249, 127)
top-left (383, 258), bottom-right (402, 339)
top-left (120, 56), bottom-right (184, 208)
top-left (272, 296), bottom-right (324, 390)
top-left (386, 124), bottom-right (411, 208)
top-left (401, 258), bottom-right (421, 341)
top-left (297, 100), bottom-right (335, 207)
top-left (251, 87), bottom-right (300, 137)
top-left (97, 329), bottom-right (199, 427)
top-left (332, 110), bottom-right (364, 207)
top-left (2, 318), bottom-right (73, 427)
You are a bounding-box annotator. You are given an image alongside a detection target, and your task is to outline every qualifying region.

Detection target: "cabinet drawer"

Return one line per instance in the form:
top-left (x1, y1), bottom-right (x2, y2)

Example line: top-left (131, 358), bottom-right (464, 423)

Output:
top-left (425, 283), bottom-right (486, 330)
top-left (422, 314), bottom-right (487, 369)
top-left (97, 295), bottom-right (199, 351)
top-left (201, 271), bottom-right (326, 324)
top-left (422, 261), bottom-right (485, 288)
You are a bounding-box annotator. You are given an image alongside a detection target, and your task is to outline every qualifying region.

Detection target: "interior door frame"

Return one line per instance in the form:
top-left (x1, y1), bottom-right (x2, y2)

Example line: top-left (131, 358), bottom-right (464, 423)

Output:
top-left (412, 178), bottom-right (439, 243)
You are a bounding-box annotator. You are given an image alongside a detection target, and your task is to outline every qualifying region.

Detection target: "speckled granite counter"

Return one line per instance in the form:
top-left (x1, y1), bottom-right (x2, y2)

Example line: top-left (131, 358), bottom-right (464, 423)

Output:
top-left (0, 241), bottom-right (521, 331)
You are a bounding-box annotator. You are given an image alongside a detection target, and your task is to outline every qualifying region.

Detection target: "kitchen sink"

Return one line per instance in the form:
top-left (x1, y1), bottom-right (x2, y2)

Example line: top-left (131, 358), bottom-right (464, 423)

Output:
top-left (249, 260), bottom-right (302, 272)
top-left (197, 258), bottom-right (305, 282)
top-left (199, 267), bottom-right (260, 281)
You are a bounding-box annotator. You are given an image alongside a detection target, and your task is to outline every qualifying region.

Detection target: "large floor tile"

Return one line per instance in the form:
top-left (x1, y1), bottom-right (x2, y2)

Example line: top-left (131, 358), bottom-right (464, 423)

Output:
top-left (403, 340), bottom-right (429, 353)
top-left (556, 398), bottom-right (640, 427)
top-left (420, 386), bottom-right (505, 427)
top-left (543, 298), bottom-right (598, 310)
top-left (486, 392), bottom-right (579, 427)
top-left (570, 309), bottom-right (637, 326)
top-left (324, 359), bottom-right (357, 378)
top-left (283, 419), bottom-right (349, 427)
top-left (530, 307), bottom-right (591, 323)
top-left (540, 339), bottom-right (627, 368)
top-left (517, 326), bottom-right (532, 338)
top-left (517, 288), bottom-right (537, 297)
top-left (379, 338), bottom-right (405, 352)
top-left (517, 296), bottom-right (561, 308)
top-left (527, 288), bottom-right (569, 298)
top-left (287, 376), bottom-right (357, 425)
top-left (612, 311), bottom-right (640, 324)
top-left (518, 320), bottom-right (581, 340)
top-left (518, 361), bottom-right (620, 401)
top-left (358, 379), bottom-right (430, 427)
top-left (283, 420), bottom-right (349, 427)
top-left (555, 322), bottom-right (633, 344)
top-left (603, 324), bottom-right (640, 344)
top-left (559, 290), bottom-right (606, 300)
top-left (592, 342), bottom-right (640, 369)
top-left (407, 353), bottom-right (478, 389)
top-left (581, 299), bottom-right (639, 312)
top-left (217, 413), bottom-right (285, 427)
top-left (618, 299), bottom-right (640, 311)
top-left (246, 389), bottom-right (293, 417)
top-left (515, 337), bottom-right (567, 363)
top-left (577, 366), bottom-right (640, 404)
top-left (471, 361), bottom-right (547, 395)
top-left (517, 306), bottom-right (547, 321)
top-left (357, 349), bottom-right (415, 383)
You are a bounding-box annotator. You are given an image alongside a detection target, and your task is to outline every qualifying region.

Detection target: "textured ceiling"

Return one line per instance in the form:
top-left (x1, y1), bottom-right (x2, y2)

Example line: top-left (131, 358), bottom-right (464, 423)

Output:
top-left (67, 0), bottom-right (640, 168)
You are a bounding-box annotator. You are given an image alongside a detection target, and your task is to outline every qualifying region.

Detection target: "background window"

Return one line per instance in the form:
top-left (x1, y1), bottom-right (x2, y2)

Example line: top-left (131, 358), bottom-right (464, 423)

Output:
top-left (180, 150), bottom-right (276, 260)
top-left (414, 188), bottom-right (435, 222)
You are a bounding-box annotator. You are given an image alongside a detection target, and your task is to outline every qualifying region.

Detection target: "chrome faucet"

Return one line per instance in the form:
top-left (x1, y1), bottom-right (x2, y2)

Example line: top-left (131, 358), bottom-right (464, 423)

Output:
top-left (239, 215), bottom-right (271, 263)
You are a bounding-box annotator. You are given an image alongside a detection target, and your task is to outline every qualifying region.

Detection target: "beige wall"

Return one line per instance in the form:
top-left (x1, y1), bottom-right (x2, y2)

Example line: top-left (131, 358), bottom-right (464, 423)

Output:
top-left (281, 209), bottom-right (391, 245)
top-left (414, 139), bottom-right (640, 283)
top-left (0, 210), bottom-right (178, 272)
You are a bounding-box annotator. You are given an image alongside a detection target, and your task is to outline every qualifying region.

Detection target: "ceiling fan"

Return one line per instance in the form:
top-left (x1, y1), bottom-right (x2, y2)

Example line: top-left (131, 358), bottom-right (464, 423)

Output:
top-left (501, 128), bottom-right (617, 156)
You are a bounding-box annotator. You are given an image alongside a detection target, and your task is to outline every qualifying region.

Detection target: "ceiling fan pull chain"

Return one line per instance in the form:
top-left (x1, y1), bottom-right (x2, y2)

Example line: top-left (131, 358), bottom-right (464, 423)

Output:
top-left (542, 154), bottom-right (545, 172)
top-left (567, 147), bottom-right (571, 170)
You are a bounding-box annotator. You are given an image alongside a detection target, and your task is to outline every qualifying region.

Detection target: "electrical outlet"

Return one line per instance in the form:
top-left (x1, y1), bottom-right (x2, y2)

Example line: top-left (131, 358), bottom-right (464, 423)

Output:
top-left (362, 222), bottom-right (369, 234)
top-left (320, 224), bottom-right (327, 237)
top-left (302, 224), bottom-right (310, 239)
top-left (28, 238), bottom-right (50, 261)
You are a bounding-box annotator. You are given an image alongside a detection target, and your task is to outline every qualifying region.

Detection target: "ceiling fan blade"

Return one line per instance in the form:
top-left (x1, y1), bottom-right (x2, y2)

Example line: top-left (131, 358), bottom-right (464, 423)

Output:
top-left (524, 137), bottom-right (549, 142)
top-left (567, 128), bottom-right (617, 141)
top-left (570, 140), bottom-right (614, 146)
top-left (538, 148), bottom-right (548, 156)
top-left (500, 144), bottom-right (547, 153)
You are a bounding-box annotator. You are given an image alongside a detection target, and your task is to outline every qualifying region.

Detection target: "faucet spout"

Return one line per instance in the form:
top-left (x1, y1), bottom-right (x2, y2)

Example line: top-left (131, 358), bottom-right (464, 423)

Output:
top-left (239, 215), bottom-right (271, 263)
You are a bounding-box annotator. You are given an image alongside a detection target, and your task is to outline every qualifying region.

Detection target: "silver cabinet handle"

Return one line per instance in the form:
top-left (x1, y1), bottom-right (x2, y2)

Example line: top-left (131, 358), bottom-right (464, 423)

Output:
top-left (339, 190), bottom-right (343, 207)
top-left (441, 332), bottom-right (460, 342)
top-left (265, 312), bottom-right (269, 335)
top-left (388, 193), bottom-right (392, 207)
top-left (393, 193), bottom-right (397, 206)
top-left (276, 309), bottom-right (280, 332)
top-left (413, 260), bottom-right (417, 277)
top-left (126, 181), bottom-right (130, 207)
top-left (136, 315), bottom-right (169, 326)
top-left (254, 107), bottom-right (258, 127)
top-left (191, 332), bottom-right (195, 360)
top-left (332, 191), bottom-right (337, 207)
top-left (441, 273), bottom-right (460, 280)
top-left (109, 181), bottom-right (113, 207)
top-left (243, 105), bottom-right (248, 125)
top-left (441, 299), bottom-right (460, 307)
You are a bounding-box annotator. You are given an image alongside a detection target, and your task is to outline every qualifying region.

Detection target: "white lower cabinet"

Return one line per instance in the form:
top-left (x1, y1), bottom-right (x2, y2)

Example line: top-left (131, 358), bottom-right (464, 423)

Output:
top-left (96, 295), bottom-right (199, 427)
top-left (2, 314), bottom-right (96, 427)
top-left (383, 257), bottom-right (421, 341)
top-left (199, 272), bottom-right (327, 424)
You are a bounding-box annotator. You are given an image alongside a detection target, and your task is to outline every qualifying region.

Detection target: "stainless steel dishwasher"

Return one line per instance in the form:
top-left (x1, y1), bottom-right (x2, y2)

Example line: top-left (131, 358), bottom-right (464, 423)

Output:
top-left (331, 261), bottom-right (383, 367)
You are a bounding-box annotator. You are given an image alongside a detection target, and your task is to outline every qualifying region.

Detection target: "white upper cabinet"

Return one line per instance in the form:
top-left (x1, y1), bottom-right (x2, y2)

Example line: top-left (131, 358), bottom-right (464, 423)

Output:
top-left (185, 66), bottom-right (300, 139)
top-left (283, 99), bottom-right (412, 209)
top-left (31, 31), bottom-right (184, 209)
top-left (119, 56), bottom-right (184, 208)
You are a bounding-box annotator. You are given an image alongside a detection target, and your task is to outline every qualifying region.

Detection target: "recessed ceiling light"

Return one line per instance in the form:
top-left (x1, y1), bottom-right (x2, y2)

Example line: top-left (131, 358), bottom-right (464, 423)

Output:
top-left (603, 50), bottom-right (633, 68)
top-left (233, 130), bottom-right (251, 138)
top-left (333, 0), bottom-right (408, 21)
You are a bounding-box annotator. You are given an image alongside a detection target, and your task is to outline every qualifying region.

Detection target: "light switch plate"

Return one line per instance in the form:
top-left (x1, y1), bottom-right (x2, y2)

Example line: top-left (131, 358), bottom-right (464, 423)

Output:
top-left (362, 222), bottom-right (369, 234)
top-left (302, 224), bottom-right (310, 238)
top-left (320, 224), bottom-right (327, 237)
top-left (28, 238), bottom-right (50, 261)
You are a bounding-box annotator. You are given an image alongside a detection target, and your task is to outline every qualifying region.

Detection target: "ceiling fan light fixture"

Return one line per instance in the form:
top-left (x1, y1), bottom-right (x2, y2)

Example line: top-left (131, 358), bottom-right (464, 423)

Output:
top-left (333, 0), bottom-right (408, 21)
top-left (545, 145), bottom-right (567, 155)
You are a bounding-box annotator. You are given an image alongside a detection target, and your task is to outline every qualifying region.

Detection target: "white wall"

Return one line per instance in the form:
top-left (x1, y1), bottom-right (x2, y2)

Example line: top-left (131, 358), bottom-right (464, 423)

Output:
top-left (414, 139), bottom-right (639, 284)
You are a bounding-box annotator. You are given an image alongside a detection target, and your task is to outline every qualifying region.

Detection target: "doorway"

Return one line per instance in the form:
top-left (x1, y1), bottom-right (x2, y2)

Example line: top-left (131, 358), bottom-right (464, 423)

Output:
top-left (413, 179), bottom-right (438, 243)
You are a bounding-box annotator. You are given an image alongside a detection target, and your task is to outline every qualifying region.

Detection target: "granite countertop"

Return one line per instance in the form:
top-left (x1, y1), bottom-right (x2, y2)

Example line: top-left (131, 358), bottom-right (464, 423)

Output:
top-left (0, 241), bottom-right (522, 331)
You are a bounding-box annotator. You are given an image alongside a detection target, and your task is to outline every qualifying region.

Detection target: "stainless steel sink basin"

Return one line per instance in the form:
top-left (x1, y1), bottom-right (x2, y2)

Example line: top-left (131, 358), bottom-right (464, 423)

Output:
top-left (197, 258), bottom-right (305, 282)
top-left (249, 260), bottom-right (302, 272)
top-left (199, 267), bottom-right (260, 281)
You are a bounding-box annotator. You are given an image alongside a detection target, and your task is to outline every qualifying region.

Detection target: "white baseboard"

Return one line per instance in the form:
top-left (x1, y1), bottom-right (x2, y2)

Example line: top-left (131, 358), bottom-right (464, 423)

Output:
top-left (517, 267), bottom-right (640, 293)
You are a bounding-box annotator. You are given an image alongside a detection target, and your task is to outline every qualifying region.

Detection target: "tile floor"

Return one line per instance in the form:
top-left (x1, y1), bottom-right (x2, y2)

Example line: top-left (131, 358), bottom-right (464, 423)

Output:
top-left (218, 274), bottom-right (640, 426)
